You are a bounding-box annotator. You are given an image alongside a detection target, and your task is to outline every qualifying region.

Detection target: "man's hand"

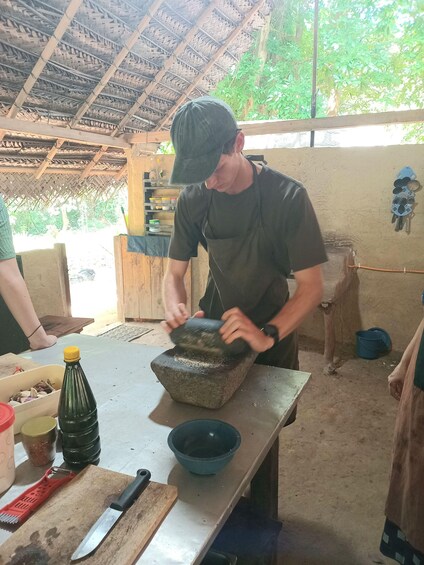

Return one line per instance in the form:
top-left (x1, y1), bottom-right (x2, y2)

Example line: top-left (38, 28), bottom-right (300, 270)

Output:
top-left (220, 307), bottom-right (274, 353)
top-left (388, 365), bottom-right (406, 401)
top-left (160, 306), bottom-right (204, 334)
top-left (161, 303), bottom-right (189, 333)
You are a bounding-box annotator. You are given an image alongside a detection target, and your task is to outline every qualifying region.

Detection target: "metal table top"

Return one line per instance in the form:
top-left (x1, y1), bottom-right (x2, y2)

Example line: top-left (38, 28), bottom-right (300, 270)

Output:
top-left (0, 334), bottom-right (310, 564)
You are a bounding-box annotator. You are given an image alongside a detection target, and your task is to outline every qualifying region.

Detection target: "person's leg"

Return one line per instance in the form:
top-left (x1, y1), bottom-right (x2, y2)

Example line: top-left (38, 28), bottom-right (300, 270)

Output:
top-left (256, 332), bottom-right (299, 426)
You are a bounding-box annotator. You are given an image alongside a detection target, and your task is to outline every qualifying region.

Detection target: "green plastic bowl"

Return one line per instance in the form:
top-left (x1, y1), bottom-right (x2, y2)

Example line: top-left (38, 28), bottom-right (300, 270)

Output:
top-left (168, 419), bottom-right (241, 475)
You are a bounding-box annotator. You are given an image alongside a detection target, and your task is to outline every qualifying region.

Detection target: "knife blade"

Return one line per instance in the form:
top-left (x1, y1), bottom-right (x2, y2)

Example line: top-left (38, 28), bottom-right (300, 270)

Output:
top-left (71, 468), bottom-right (151, 562)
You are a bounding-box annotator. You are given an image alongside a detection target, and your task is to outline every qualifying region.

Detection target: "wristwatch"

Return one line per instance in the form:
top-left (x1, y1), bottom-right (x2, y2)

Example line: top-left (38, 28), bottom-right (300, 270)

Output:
top-left (261, 324), bottom-right (279, 347)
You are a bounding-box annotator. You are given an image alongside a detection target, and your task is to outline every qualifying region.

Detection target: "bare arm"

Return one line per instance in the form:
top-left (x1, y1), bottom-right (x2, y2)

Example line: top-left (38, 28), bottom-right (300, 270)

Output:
top-left (161, 258), bottom-right (190, 332)
top-left (388, 316), bottom-right (424, 400)
top-left (0, 258), bottom-right (57, 350)
top-left (221, 264), bottom-right (324, 352)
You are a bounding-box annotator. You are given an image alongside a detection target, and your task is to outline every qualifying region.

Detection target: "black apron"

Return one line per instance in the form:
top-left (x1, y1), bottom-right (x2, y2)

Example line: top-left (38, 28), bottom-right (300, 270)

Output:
top-left (199, 161), bottom-right (298, 370)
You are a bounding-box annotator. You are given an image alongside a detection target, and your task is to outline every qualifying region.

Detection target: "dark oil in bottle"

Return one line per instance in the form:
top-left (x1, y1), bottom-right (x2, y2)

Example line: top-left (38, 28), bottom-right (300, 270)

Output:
top-left (58, 346), bottom-right (101, 468)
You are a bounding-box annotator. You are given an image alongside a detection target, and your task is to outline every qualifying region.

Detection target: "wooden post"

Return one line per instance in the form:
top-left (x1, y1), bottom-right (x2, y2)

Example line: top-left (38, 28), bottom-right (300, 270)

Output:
top-left (320, 302), bottom-right (337, 375)
top-left (54, 243), bottom-right (71, 317)
top-left (114, 235), bottom-right (125, 322)
top-left (126, 146), bottom-right (148, 235)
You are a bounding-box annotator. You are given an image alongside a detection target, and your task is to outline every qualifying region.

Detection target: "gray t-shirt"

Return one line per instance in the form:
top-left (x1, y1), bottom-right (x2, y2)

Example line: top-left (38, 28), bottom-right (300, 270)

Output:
top-left (169, 165), bottom-right (327, 276)
top-left (0, 196), bottom-right (16, 261)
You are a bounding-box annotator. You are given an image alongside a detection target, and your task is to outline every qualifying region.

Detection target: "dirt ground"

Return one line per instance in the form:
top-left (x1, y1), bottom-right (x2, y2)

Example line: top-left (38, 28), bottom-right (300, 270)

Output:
top-left (84, 321), bottom-right (399, 565)
top-left (276, 337), bottom-right (397, 565)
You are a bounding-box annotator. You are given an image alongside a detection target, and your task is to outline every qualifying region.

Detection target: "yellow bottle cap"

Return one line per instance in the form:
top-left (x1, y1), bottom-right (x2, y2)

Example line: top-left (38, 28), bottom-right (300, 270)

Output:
top-left (64, 346), bottom-right (80, 363)
top-left (21, 416), bottom-right (57, 437)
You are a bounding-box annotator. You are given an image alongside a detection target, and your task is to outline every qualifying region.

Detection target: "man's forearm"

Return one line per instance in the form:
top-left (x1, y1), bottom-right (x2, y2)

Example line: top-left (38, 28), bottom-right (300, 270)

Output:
top-left (163, 272), bottom-right (188, 311)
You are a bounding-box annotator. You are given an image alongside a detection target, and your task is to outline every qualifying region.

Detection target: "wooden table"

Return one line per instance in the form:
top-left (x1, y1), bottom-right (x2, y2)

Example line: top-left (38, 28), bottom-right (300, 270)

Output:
top-left (40, 315), bottom-right (94, 337)
top-left (0, 334), bottom-right (310, 564)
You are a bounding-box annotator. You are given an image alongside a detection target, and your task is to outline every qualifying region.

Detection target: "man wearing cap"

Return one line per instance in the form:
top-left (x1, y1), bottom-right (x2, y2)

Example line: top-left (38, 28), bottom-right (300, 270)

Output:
top-left (162, 96), bottom-right (327, 373)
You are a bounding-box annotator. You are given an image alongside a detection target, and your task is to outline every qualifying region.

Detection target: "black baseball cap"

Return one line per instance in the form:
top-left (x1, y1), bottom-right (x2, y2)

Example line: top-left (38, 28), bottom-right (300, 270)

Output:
top-left (170, 96), bottom-right (238, 185)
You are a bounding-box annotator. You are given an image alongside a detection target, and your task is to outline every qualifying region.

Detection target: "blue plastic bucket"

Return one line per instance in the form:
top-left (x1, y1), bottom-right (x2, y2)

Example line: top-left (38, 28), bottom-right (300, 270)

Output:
top-left (356, 327), bottom-right (391, 359)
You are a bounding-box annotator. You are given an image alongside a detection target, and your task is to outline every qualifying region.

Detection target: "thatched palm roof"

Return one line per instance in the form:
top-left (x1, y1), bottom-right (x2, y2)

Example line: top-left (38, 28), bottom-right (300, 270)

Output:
top-left (0, 0), bottom-right (271, 180)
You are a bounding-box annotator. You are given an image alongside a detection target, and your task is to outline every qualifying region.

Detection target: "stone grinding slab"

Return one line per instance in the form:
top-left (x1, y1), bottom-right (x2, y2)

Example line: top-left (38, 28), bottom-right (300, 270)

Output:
top-left (151, 347), bottom-right (257, 409)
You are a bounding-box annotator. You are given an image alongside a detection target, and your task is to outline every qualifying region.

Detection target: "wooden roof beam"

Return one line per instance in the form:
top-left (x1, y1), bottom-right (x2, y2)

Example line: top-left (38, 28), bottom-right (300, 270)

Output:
top-left (155, 0), bottom-right (269, 130)
top-left (0, 0), bottom-right (83, 143)
top-left (35, 139), bottom-right (65, 180)
top-left (35, 0), bottom-right (163, 179)
top-left (80, 145), bottom-right (108, 179)
top-left (0, 116), bottom-right (130, 149)
top-left (83, 0), bottom-right (223, 179)
top-left (0, 167), bottom-right (119, 176)
top-left (113, 0), bottom-right (222, 134)
top-left (125, 109), bottom-right (424, 144)
top-left (70, 0), bottom-right (164, 128)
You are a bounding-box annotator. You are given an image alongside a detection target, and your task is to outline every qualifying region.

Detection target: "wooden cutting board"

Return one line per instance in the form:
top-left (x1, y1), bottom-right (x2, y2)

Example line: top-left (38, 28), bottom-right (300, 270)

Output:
top-left (0, 465), bottom-right (178, 565)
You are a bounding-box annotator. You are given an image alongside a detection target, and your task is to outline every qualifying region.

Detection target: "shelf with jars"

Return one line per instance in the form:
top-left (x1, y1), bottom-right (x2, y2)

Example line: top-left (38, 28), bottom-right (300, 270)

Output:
top-left (143, 171), bottom-right (182, 236)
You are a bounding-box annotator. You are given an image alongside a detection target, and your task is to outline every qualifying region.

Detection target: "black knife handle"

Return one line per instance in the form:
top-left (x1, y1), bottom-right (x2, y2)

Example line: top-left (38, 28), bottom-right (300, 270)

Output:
top-left (110, 469), bottom-right (151, 512)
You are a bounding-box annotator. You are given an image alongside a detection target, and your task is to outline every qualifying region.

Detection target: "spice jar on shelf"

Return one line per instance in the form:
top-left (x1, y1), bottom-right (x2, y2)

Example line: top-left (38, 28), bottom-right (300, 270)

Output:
top-left (21, 416), bottom-right (57, 467)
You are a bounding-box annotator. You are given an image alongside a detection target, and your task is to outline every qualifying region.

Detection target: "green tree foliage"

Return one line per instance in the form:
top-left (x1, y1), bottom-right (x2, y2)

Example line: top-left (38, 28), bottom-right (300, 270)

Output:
top-left (10, 193), bottom-right (124, 236)
top-left (11, 208), bottom-right (62, 236)
top-left (213, 0), bottom-right (423, 139)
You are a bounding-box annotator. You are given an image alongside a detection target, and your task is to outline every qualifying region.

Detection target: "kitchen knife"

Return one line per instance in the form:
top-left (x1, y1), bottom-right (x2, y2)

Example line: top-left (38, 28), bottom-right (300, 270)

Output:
top-left (71, 468), bottom-right (151, 562)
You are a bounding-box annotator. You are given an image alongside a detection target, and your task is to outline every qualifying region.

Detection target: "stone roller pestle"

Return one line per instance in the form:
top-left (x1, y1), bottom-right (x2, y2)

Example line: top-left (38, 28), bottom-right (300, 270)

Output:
top-left (150, 318), bottom-right (257, 409)
top-left (169, 317), bottom-right (249, 356)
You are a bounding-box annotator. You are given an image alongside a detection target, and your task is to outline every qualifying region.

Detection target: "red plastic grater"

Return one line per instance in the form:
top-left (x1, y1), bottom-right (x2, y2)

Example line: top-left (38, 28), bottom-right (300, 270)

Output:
top-left (0, 466), bottom-right (76, 525)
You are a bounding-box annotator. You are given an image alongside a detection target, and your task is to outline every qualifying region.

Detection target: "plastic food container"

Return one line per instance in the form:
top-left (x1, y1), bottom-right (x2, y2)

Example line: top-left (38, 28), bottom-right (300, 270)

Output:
top-left (161, 197), bottom-right (171, 210)
top-left (0, 365), bottom-right (64, 434)
top-left (0, 402), bottom-right (15, 492)
top-left (21, 416), bottom-right (57, 467)
top-left (149, 219), bottom-right (160, 233)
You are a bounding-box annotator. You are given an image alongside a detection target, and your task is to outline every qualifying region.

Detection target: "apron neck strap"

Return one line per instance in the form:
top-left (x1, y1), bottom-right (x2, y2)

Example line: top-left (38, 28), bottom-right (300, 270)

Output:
top-left (247, 158), bottom-right (262, 215)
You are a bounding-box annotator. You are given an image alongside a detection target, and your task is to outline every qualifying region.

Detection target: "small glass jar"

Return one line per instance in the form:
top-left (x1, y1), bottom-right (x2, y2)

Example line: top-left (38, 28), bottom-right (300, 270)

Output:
top-left (21, 416), bottom-right (57, 467)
